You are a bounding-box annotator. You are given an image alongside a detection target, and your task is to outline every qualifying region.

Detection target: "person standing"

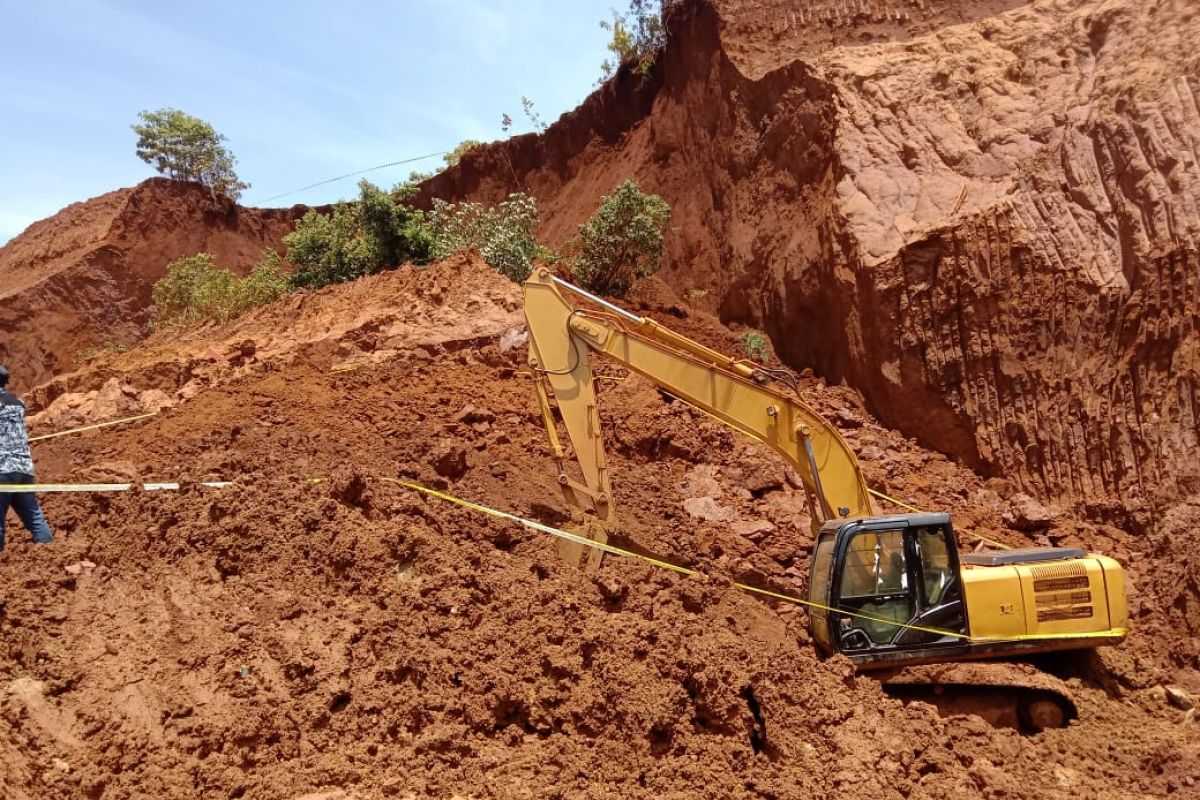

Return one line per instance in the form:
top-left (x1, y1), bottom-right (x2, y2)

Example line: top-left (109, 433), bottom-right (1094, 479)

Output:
top-left (0, 365), bottom-right (53, 551)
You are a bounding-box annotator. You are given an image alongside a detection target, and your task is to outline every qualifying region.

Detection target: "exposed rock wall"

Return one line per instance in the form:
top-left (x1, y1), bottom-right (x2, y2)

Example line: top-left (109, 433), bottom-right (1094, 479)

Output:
top-left (716, 0), bottom-right (1026, 77)
top-left (428, 0), bottom-right (1200, 525)
top-left (804, 0), bottom-right (1200, 523)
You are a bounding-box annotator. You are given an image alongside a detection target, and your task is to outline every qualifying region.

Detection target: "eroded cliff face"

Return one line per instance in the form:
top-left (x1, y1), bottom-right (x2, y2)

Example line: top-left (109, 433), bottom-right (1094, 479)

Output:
top-left (0, 179), bottom-right (304, 390)
top-left (429, 0), bottom-right (1200, 526)
top-left (715, 0), bottom-right (1027, 77)
top-left (795, 0), bottom-right (1200, 524)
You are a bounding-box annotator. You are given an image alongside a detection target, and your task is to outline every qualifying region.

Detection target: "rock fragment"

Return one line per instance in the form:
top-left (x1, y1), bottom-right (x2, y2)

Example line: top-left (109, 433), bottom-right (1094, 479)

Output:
top-left (1002, 493), bottom-right (1057, 531)
top-left (1166, 686), bottom-right (1195, 711)
top-left (429, 441), bottom-right (469, 479)
top-left (731, 519), bottom-right (775, 542)
top-left (683, 496), bottom-right (735, 522)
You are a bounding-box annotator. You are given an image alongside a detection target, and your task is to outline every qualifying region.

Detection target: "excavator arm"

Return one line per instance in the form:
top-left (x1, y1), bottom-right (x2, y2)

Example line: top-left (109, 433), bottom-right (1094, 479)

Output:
top-left (524, 268), bottom-right (874, 537)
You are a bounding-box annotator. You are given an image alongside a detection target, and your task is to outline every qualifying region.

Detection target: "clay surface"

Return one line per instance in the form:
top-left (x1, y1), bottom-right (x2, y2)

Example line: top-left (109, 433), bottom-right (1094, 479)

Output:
top-left (0, 258), bottom-right (1193, 798)
top-left (0, 178), bottom-right (305, 389)
top-left (424, 0), bottom-right (1200, 531)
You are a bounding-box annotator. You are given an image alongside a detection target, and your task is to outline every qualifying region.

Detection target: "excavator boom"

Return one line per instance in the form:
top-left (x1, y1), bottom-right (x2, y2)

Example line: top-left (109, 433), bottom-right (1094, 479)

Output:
top-left (524, 269), bottom-right (872, 530)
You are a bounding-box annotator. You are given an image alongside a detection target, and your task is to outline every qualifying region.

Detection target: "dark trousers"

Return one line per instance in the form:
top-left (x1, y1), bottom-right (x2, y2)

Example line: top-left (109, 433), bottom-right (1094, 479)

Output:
top-left (0, 472), bottom-right (53, 551)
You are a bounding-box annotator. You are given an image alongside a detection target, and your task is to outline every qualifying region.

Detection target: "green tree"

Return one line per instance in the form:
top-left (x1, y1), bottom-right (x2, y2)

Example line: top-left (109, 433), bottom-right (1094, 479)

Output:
top-left (426, 193), bottom-right (541, 282)
top-left (285, 180), bottom-right (433, 290)
top-left (599, 12), bottom-right (636, 78)
top-left (572, 179), bottom-right (670, 296)
top-left (132, 108), bottom-right (249, 200)
top-left (599, 1), bottom-right (679, 79)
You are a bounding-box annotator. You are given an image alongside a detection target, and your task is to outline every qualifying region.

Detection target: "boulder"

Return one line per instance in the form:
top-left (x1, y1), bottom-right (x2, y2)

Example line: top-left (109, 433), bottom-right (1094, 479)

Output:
top-left (1002, 493), bottom-right (1058, 531)
top-left (1166, 686), bottom-right (1195, 711)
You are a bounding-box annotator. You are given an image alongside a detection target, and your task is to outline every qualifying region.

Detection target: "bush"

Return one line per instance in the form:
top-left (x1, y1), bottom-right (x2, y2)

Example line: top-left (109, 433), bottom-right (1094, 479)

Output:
top-left (240, 249), bottom-right (291, 308)
top-left (426, 193), bottom-right (541, 282)
top-left (284, 204), bottom-right (367, 289)
top-left (152, 253), bottom-right (229, 324)
top-left (152, 250), bottom-right (290, 325)
top-left (286, 180), bottom-right (433, 290)
top-left (599, 1), bottom-right (680, 79)
top-left (132, 108), bottom-right (248, 200)
top-left (741, 330), bottom-right (770, 362)
top-left (358, 180), bottom-right (434, 271)
top-left (443, 140), bottom-right (482, 168)
top-left (571, 179), bottom-right (670, 296)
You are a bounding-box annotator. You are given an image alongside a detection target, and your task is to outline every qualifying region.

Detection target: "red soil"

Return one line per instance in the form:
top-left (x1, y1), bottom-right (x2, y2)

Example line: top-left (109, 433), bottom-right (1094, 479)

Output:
top-left (0, 257), bottom-right (1195, 799)
top-left (0, 0), bottom-right (1196, 795)
top-left (0, 178), bottom-right (304, 390)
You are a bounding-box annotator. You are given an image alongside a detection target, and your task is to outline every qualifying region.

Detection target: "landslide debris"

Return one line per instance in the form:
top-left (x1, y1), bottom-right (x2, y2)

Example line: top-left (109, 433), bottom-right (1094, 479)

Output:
top-left (1, 0), bottom-right (1198, 796)
top-left (0, 256), bottom-right (1194, 799)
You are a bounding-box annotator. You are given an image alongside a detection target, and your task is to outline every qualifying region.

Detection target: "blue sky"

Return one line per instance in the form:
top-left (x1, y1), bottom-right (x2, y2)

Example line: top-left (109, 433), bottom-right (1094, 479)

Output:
top-left (0, 0), bottom-right (618, 244)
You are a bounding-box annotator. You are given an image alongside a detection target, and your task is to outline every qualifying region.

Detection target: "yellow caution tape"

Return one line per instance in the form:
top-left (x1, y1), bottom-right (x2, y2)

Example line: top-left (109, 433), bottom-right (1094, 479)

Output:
top-left (866, 486), bottom-right (922, 513)
top-left (25, 386), bottom-right (1014, 561)
top-left (0, 481), bottom-right (231, 493)
top-left (6, 473), bottom-right (1124, 646)
top-left (390, 479), bottom-right (1127, 646)
top-left (28, 411), bottom-right (159, 443)
top-left (379, 477), bottom-right (972, 641)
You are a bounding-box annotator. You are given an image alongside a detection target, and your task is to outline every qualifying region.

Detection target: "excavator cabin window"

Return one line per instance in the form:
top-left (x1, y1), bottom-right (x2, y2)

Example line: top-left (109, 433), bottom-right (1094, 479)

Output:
top-left (917, 526), bottom-right (954, 606)
top-left (829, 520), bottom-right (966, 654)
top-left (838, 529), bottom-right (912, 646)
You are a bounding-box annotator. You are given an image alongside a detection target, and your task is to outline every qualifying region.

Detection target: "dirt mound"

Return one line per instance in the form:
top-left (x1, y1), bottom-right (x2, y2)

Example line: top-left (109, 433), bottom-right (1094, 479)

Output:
top-left (22, 251), bottom-right (526, 432)
top-left (423, 0), bottom-right (1200, 531)
top-left (0, 256), bottom-right (1194, 798)
top-left (0, 178), bottom-right (305, 390)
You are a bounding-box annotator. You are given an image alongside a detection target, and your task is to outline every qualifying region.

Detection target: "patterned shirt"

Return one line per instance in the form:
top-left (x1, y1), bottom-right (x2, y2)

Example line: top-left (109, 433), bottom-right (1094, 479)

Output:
top-left (0, 390), bottom-right (35, 476)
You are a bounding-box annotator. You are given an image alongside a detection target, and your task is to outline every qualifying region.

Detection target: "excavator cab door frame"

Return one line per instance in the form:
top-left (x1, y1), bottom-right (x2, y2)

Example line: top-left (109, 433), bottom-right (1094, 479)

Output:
top-left (813, 513), bottom-right (971, 664)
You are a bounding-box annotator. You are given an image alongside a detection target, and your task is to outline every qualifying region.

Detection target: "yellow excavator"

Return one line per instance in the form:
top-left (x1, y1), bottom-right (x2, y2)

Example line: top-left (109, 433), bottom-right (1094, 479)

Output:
top-left (524, 268), bottom-right (1127, 728)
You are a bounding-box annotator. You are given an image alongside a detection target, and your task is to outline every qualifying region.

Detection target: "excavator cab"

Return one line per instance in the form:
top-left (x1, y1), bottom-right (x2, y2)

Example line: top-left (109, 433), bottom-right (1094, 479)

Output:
top-left (809, 512), bottom-right (971, 666)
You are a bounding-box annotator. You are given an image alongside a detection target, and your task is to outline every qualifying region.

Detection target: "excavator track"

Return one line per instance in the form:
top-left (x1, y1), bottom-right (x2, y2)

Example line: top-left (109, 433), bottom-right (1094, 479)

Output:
top-left (874, 662), bottom-right (1077, 733)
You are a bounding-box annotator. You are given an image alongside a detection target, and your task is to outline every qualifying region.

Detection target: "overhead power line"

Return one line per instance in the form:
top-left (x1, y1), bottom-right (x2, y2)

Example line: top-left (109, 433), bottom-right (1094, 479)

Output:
top-left (252, 150), bottom-right (448, 206)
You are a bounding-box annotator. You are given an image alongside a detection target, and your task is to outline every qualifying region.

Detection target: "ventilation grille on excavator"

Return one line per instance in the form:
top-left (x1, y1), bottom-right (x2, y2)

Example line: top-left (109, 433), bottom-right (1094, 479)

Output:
top-left (1030, 562), bottom-right (1093, 622)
